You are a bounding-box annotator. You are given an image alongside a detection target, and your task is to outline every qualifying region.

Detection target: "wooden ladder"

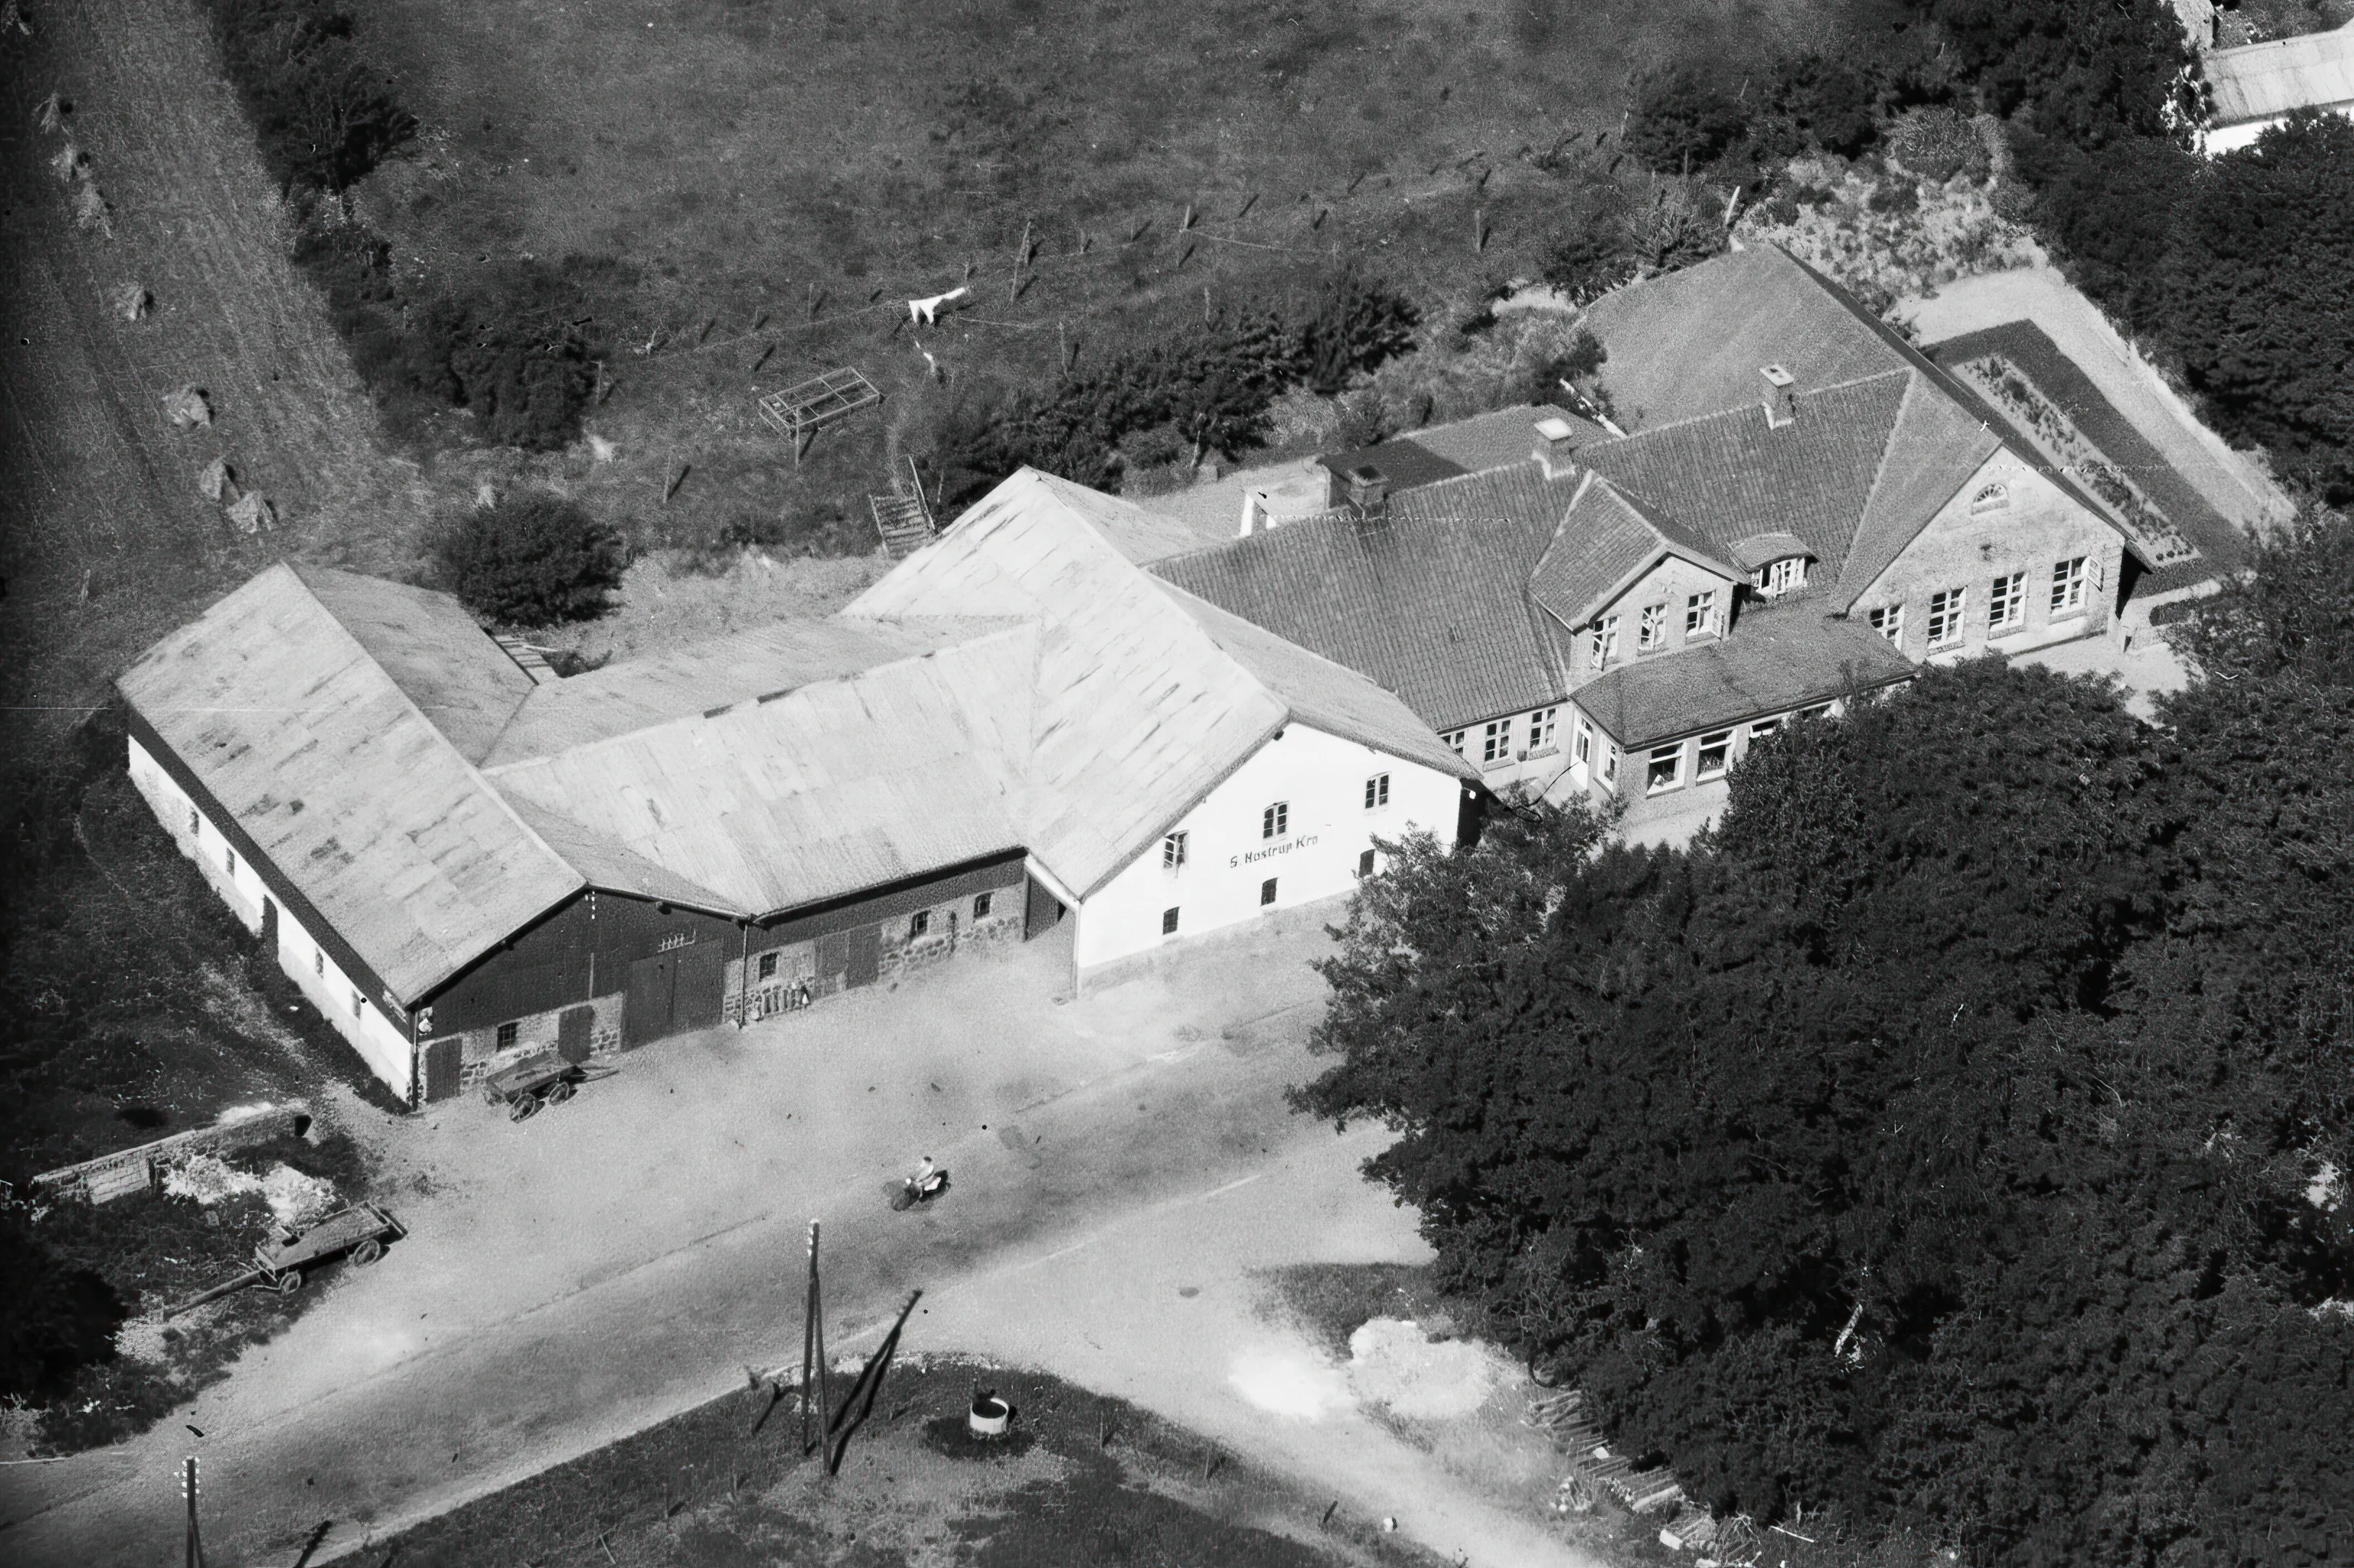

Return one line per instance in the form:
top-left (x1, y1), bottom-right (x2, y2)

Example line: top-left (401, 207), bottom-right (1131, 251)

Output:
top-left (868, 456), bottom-right (937, 559)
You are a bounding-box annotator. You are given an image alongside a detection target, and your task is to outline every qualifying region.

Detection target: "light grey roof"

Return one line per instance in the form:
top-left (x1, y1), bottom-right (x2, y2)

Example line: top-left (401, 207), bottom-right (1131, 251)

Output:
top-left (1148, 463), bottom-right (1581, 730)
top-left (119, 565), bottom-right (585, 1003)
top-left (2204, 22), bottom-right (2354, 126)
top-left (1573, 608), bottom-right (1915, 749)
top-left (297, 566), bottom-right (536, 764)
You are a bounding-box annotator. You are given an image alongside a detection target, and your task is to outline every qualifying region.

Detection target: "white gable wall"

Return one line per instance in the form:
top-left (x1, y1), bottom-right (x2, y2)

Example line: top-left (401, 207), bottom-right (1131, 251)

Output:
top-left (1073, 723), bottom-right (1464, 971)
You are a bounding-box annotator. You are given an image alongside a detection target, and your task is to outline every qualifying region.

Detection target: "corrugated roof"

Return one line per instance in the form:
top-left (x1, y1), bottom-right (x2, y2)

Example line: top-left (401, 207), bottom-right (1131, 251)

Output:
top-left (119, 565), bottom-right (585, 1003)
top-left (849, 470), bottom-right (1301, 897)
top-left (478, 616), bottom-right (1018, 767)
top-left (1148, 464), bottom-right (1581, 730)
top-left (1575, 607), bottom-right (1915, 748)
top-left (298, 566), bottom-right (535, 764)
top-left (1581, 371), bottom-right (1917, 574)
top-left (486, 628), bottom-right (1039, 916)
top-left (2204, 22), bottom-right (2354, 125)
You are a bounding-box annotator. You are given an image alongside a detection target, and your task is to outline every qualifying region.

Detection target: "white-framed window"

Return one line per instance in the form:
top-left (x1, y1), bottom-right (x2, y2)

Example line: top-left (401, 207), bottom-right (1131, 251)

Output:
top-left (1927, 587), bottom-right (1966, 647)
top-left (1364, 773), bottom-right (1390, 809)
top-left (1262, 802), bottom-right (1289, 840)
top-left (1357, 848), bottom-right (1376, 878)
top-left (974, 892), bottom-right (993, 919)
top-left (1970, 482), bottom-right (2009, 513)
top-left (1696, 731), bottom-right (1732, 781)
top-left (1529, 708), bottom-right (1558, 751)
top-left (1601, 742), bottom-right (1620, 788)
top-left (1868, 605), bottom-right (1904, 645)
top-left (1481, 718), bottom-right (1513, 765)
top-left (351, 989), bottom-right (365, 1020)
top-left (1163, 830), bottom-right (1189, 871)
top-left (496, 1020), bottom-right (520, 1050)
top-left (1749, 716), bottom-right (1782, 744)
top-left (188, 806), bottom-right (200, 836)
top-left (1800, 703), bottom-right (1834, 720)
top-left (2051, 556), bottom-right (2088, 614)
top-left (225, 846), bottom-right (238, 877)
top-left (1574, 715), bottom-right (1594, 764)
top-left (1685, 590), bottom-right (1718, 638)
top-left (909, 910), bottom-right (931, 939)
top-left (313, 947), bottom-right (325, 978)
top-left (1988, 572), bottom-right (2025, 632)
top-left (1259, 877), bottom-right (1279, 907)
top-left (1646, 741), bottom-right (1684, 794)
top-left (1588, 616), bottom-right (1620, 669)
top-left (1638, 603), bottom-right (1666, 651)
top-left (1756, 556), bottom-right (1807, 595)
top-left (1443, 729), bottom-right (1466, 755)
top-left (1162, 906), bottom-right (1180, 935)
top-left (759, 950), bottom-right (779, 981)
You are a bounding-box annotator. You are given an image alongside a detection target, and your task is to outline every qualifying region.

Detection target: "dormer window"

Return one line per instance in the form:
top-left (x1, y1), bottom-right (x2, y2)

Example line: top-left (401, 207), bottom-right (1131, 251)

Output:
top-left (1752, 556), bottom-right (1808, 596)
top-left (1970, 483), bottom-right (2009, 514)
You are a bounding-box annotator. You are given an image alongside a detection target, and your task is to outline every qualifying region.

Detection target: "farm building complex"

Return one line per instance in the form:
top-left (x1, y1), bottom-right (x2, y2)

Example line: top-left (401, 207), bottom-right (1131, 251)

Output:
top-left (121, 245), bottom-right (2252, 1105)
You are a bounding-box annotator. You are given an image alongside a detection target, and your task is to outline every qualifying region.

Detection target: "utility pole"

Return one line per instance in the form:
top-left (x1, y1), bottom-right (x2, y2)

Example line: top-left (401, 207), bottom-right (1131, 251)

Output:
top-left (799, 1220), bottom-right (828, 1457)
top-left (181, 1455), bottom-right (203, 1568)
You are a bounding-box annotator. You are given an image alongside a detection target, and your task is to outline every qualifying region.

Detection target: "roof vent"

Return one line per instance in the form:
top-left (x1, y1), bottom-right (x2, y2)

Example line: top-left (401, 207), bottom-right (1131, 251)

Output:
top-left (1533, 415), bottom-right (1581, 481)
top-left (1342, 463), bottom-right (1389, 524)
top-left (1760, 364), bottom-right (1797, 428)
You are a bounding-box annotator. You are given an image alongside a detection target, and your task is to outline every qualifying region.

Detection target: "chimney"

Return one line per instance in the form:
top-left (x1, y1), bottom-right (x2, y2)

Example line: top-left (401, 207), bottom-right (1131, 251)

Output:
top-left (1533, 415), bottom-right (1581, 481)
top-left (1760, 364), bottom-right (1797, 428)
top-left (1341, 463), bottom-right (1388, 522)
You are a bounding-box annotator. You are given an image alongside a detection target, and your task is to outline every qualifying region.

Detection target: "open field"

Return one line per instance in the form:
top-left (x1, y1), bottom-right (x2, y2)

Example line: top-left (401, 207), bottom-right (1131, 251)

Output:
top-left (352, 0), bottom-right (1841, 548)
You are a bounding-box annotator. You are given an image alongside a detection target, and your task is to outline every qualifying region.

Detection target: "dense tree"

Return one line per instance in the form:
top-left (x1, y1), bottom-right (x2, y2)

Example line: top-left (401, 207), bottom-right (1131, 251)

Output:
top-left (402, 263), bottom-right (603, 452)
top-left (199, 0), bottom-right (412, 193)
top-left (433, 492), bottom-right (627, 626)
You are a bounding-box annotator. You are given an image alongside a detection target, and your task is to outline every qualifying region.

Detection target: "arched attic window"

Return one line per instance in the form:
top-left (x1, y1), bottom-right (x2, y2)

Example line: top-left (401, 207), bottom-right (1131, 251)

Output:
top-left (1970, 482), bottom-right (2010, 514)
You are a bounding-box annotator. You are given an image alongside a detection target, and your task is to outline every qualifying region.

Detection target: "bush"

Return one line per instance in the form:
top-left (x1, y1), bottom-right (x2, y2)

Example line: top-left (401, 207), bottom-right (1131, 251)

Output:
top-left (403, 262), bottom-right (603, 451)
top-left (0, 1213), bottom-right (125, 1404)
top-left (434, 493), bottom-right (626, 626)
top-left (1624, 64), bottom-right (1751, 172)
top-left (198, 0), bottom-right (412, 193)
top-left (1293, 265), bottom-right (1419, 395)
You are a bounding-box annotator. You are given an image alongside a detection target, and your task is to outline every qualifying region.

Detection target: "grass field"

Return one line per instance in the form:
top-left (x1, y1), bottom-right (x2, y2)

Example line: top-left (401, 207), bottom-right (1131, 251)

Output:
top-left (352, 0), bottom-right (1837, 552)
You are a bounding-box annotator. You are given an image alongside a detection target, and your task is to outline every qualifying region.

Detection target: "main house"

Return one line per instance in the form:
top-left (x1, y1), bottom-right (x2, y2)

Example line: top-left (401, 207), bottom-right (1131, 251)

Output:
top-left (120, 244), bottom-right (2251, 1103)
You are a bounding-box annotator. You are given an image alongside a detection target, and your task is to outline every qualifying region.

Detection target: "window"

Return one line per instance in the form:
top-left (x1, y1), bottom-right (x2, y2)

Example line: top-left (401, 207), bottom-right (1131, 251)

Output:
top-left (908, 910), bottom-right (931, 939)
top-left (1601, 743), bottom-right (1620, 788)
top-left (2051, 556), bottom-right (2088, 614)
top-left (1685, 590), bottom-right (1718, 638)
top-left (1364, 773), bottom-right (1390, 810)
top-left (1481, 718), bottom-right (1513, 764)
top-left (1638, 603), bottom-right (1666, 651)
top-left (1262, 802), bottom-right (1289, 839)
top-left (351, 990), bottom-right (365, 1020)
top-left (1588, 616), bottom-right (1620, 669)
top-left (1443, 730), bottom-right (1466, 755)
top-left (1868, 604), bottom-right (1904, 645)
top-left (1358, 848), bottom-right (1376, 878)
top-left (1757, 556), bottom-right (1807, 595)
top-left (1749, 717), bottom-right (1782, 744)
top-left (1161, 907), bottom-right (1180, 936)
top-left (1696, 731), bottom-right (1732, 781)
top-left (188, 806), bottom-right (200, 835)
top-left (973, 892), bottom-right (993, 919)
top-left (313, 948), bottom-right (325, 978)
top-left (496, 1020), bottom-right (520, 1050)
top-left (1800, 703), bottom-right (1833, 720)
top-left (224, 847), bottom-right (237, 877)
top-left (1529, 708), bottom-right (1558, 751)
top-left (1988, 571), bottom-right (2025, 632)
top-left (1259, 878), bottom-right (1279, 907)
top-left (1927, 587), bottom-right (1966, 647)
top-left (1574, 715), bottom-right (1593, 764)
top-left (758, 951), bottom-right (778, 981)
top-left (1646, 742), bottom-right (1685, 794)
top-left (1163, 831), bottom-right (1188, 870)
top-left (1970, 482), bottom-right (2009, 513)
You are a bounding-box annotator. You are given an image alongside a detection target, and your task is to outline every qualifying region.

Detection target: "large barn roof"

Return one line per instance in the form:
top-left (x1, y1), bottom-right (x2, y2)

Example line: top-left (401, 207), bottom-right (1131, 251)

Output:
top-left (119, 564), bottom-right (585, 1004)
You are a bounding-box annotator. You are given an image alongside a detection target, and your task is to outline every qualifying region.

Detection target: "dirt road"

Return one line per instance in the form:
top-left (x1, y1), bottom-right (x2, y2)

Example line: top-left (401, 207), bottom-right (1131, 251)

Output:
top-left (0, 910), bottom-right (1597, 1568)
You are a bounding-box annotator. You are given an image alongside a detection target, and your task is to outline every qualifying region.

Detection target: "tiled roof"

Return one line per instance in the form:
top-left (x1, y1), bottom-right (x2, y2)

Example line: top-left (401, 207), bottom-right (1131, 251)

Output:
top-left (1148, 463), bottom-right (1581, 730)
top-left (120, 566), bottom-right (585, 1003)
top-left (1580, 371), bottom-right (1917, 577)
top-left (1528, 478), bottom-right (1742, 630)
top-left (1574, 607), bottom-right (1915, 749)
top-left (1316, 438), bottom-right (1468, 493)
top-left (1834, 373), bottom-right (2003, 603)
top-left (1727, 532), bottom-right (1813, 569)
top-left (1400, 403), bottom-right (1605, 470)
top-left (1926, 319), bottom-right (2249, 593)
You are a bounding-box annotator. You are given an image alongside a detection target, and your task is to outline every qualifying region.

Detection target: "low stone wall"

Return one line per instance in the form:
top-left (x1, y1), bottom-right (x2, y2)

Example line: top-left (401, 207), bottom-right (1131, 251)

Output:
top-left (30, 1103), bottom-right (310, 1205)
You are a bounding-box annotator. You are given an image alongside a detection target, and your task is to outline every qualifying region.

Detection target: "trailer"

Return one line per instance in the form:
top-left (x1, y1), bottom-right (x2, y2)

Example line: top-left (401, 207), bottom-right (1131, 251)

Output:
top-left (481, 1052), bottom-right (614, 1121)
top-left (168, 1202), bottom-right (405, 1315)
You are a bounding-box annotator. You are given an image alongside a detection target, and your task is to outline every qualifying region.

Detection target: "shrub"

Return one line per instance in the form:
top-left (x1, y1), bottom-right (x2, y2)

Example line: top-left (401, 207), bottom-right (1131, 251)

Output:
top-left (0, 1214), bottom-right (125, 1403)
top-left (403, 263), bottom-right (602, 451)
top-left (433, 493), bottom-right (626, 626)
top-left (1624, 64), bottom-right (1751, 172)
top-left (198, 0), bottom-right (412, 193)
top-left (1292, 265), bottom-right (1419, 395)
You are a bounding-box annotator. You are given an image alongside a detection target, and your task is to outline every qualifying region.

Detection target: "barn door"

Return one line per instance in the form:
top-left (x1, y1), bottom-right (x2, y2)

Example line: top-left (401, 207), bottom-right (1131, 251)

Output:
top-left (674, 943), bottom-right (726, 1031)
top-left (843, 924), bottom-right (880, 988)
top-left (422, 1035), bottom-right (461, 1103)
top-left (1023, 877), bottom-right (1064, 939)
top-left (557, 1005), bottom-right (594, 1064)
top-left (624, 952), bottom-right (677, 1046)
top-left (815, 931), bottom-right (849, 992)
